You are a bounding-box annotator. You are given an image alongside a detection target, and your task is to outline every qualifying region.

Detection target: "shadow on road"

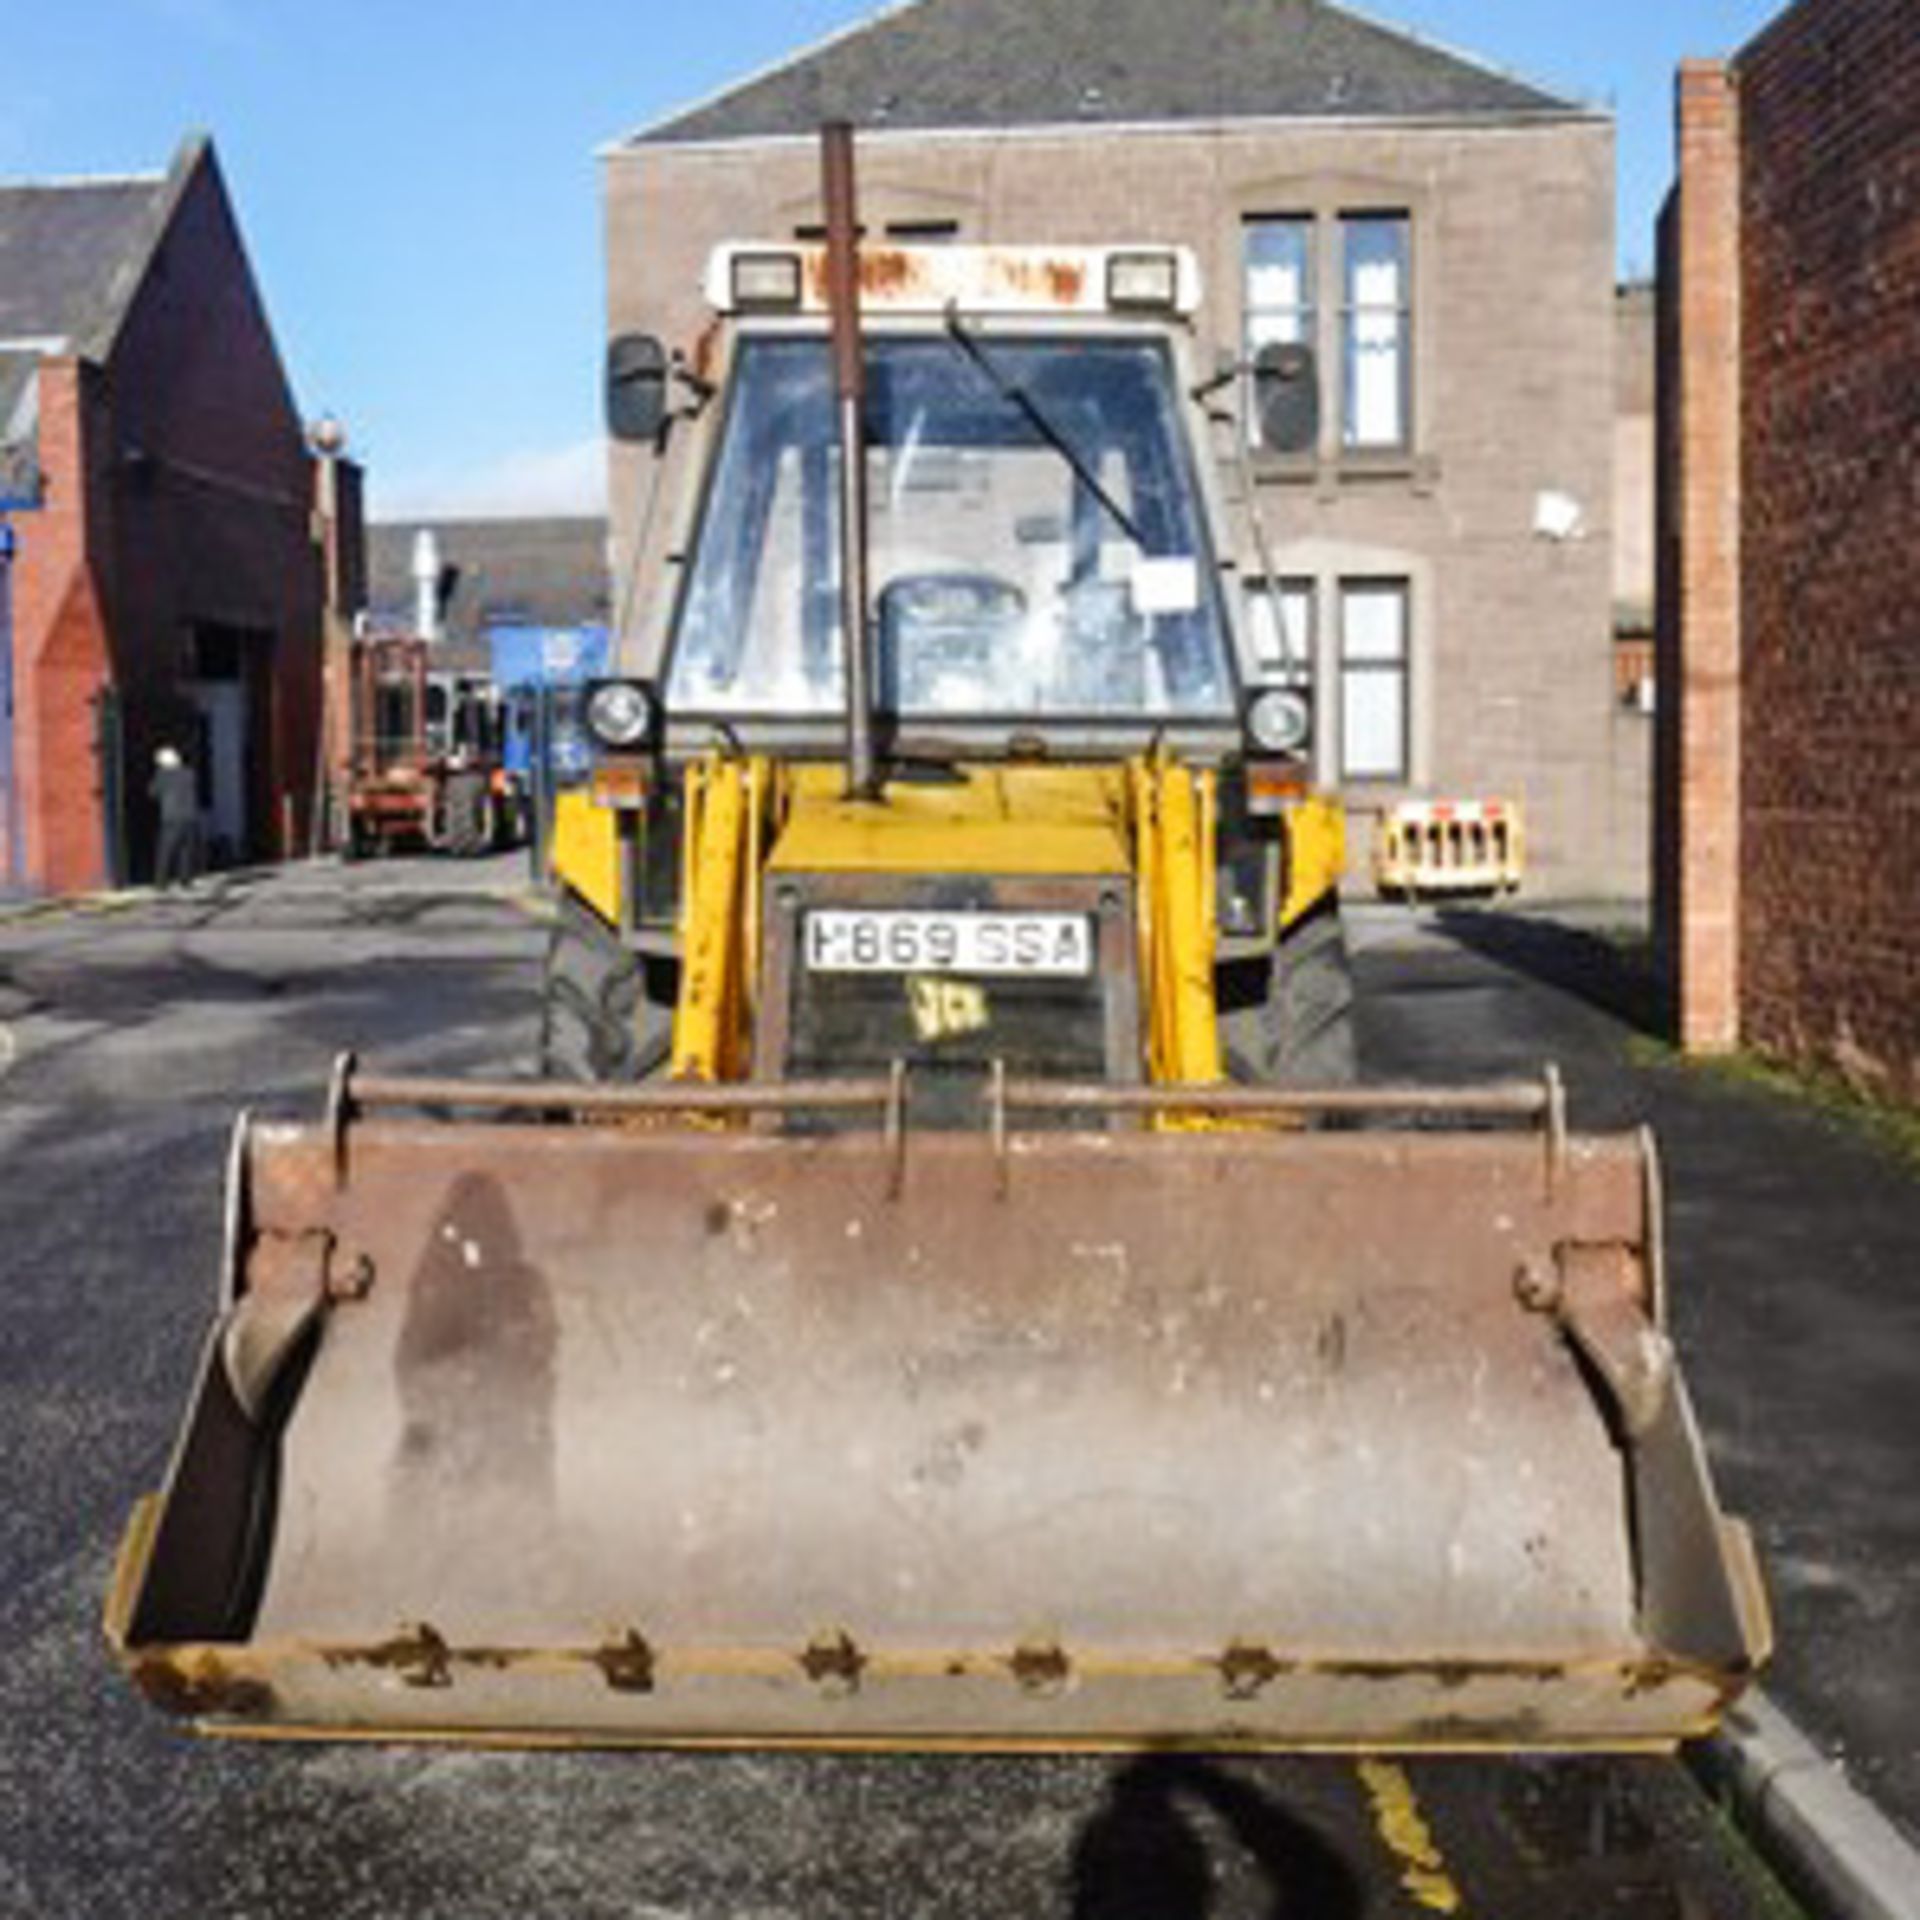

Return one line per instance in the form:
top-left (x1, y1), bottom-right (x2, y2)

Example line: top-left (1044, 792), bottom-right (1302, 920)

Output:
top-left (1069, 1755), bottom-right (1362, 1919)
top-left (1433, 907), bottom-right (1663, 1035)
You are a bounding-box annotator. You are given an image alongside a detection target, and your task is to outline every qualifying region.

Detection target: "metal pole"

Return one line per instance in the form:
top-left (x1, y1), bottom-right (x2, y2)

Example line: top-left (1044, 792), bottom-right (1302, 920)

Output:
top-left (821, 121), bottom-right (878, 800)
top-left (529, 681), bottom-right (551, 884)
top-left (308, 419), bottom-right (352, 857)
top-left (0, 521), bottom-right (15, 888)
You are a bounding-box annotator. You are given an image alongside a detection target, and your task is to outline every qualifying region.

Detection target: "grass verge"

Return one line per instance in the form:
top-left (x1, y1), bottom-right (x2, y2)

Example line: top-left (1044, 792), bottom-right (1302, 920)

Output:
top-left (1627, 1034), bottom-right (1920, 1171)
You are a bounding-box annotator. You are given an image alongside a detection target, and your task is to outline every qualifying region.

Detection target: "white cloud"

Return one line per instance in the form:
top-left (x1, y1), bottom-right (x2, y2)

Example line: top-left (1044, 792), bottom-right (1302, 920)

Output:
top-left (371, 437), bottom-right (608, 523)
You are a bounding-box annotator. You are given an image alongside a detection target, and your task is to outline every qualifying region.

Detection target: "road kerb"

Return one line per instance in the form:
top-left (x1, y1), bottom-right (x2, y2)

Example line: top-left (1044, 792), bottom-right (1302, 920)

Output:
top-left (1690, 1691), bottom-right (1920, 1920)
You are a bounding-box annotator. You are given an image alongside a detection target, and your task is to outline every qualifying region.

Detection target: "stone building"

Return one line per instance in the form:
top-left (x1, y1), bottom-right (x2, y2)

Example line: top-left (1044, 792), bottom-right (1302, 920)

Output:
top-left (0, 135), bottom-right (352, 892)
top-left (1658, 0), bottom-right (1916, 1098)
top-left (365, 515), bottom-right (611, 673)
top-left (601, 0), bottom-right (1635, 895)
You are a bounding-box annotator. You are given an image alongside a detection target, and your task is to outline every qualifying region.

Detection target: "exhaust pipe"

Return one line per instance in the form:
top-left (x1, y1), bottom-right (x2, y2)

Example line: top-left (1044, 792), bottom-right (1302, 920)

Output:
top-left (822, 122), bottom-right (879, 801)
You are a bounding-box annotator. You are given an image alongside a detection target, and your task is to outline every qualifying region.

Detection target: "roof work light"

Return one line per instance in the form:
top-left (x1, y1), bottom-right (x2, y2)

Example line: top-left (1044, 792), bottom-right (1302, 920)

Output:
top-left (1106, 251), bottom-right (1181, 312)
top-left (730, 251), bottom-right (805, 311)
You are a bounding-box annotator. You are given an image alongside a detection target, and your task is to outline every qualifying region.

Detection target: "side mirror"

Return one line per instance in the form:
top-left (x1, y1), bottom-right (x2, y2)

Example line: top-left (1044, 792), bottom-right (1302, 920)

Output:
top-left (605, 333), bottom-right (669, 443)
top-left (1252, 341), bottom-right (1319, 456)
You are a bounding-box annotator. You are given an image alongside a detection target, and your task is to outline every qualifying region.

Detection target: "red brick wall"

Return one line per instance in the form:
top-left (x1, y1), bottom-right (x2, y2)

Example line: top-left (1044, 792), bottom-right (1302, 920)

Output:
top-left (1655, 61), bottom-right (1744, 1053)
top-left (1736, 0), bottom-right (1920, 1099)
top-left (10, 359), bottom-right (114, 893)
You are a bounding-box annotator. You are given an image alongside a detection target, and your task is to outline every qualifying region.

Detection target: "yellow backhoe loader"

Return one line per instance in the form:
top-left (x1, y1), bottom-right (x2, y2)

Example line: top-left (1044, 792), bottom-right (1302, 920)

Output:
top-left (108, 127), bottom-right (1767, 1751)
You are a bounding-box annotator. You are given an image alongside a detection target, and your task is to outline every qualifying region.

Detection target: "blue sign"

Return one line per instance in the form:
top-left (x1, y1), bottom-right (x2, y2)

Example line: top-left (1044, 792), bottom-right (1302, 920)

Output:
top-left (487, 623), bottom-right (609, 695)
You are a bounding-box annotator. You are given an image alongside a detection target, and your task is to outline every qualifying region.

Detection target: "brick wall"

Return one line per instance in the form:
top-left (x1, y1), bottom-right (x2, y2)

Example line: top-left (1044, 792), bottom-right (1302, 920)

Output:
top-left (604, 113), bottom-right (1629, 896)
top-left (1735, 0), bottom-right (1920, 1100)
top-left (104, 147), bottom-right (323, 876)
top-left (9, 359), bottom-right (114, 893)
top-left (1655, 61), bottom-right (1744, 1052)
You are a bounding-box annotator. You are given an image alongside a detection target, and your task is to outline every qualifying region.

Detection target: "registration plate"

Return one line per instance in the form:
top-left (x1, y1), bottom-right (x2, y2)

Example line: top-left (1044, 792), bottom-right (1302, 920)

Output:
top-left (804, 909), bottom-right (1092, 977)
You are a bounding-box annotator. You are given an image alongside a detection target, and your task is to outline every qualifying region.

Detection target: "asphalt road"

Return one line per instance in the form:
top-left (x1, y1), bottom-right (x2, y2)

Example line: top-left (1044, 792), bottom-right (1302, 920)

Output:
top-left (5, 859), bottom-right (1899, 1916)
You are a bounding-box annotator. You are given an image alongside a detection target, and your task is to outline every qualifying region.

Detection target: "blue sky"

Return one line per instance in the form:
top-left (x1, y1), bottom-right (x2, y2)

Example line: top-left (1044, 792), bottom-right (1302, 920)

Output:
top-left (7, 0), bottom-right (1779, 520)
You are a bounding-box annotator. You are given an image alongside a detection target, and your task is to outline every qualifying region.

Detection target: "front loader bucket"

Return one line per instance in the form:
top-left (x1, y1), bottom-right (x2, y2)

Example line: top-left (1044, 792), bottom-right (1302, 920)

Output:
top-left (108, 1069), bottom-right (1767, 1751)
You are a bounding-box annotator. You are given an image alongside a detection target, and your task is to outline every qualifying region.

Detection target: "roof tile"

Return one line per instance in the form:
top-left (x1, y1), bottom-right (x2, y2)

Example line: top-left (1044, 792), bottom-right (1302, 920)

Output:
top-left (634, 0), bottom-right (1577, 145)
top-left (0, 176), bottom-right (167, 352)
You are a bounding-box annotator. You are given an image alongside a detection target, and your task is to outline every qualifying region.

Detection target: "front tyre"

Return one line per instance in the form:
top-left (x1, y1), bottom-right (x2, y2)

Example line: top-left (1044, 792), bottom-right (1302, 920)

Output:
top-left (539, 890), bottom-right (669, 1082)
top-left (1221, 902), bottom-right (1357, 1087)
top-left (442, 771), bottom-right (495, 858)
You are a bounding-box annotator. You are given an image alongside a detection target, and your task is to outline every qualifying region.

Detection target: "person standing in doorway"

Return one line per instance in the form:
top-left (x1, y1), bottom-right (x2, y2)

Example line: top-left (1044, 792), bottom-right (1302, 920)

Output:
top-left (150, 745), bottom-right (202, 889)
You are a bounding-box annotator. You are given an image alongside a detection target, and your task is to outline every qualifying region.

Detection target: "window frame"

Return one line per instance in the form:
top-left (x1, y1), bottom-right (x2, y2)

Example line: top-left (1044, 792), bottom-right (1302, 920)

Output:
top-left (660, 330), bottom-right (1241, 728)
top-left (1240, 214), bottom-right (1317, 452)
top-left (1337, 576), bottom-right (1411, 783)
top-left (1339, 213), bottom-right (1414, 454)
top-left (1243, 575), bottom-right (1316, 687)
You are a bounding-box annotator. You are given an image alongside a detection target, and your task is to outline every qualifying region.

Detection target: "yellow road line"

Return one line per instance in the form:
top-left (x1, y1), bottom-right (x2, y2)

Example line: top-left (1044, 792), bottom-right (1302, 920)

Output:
top-left (1356, 1758), bottom-right (1466, 1915)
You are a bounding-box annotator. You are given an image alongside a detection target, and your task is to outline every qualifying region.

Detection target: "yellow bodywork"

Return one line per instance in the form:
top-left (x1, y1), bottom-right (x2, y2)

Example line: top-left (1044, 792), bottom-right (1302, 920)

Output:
top-left (669, 757), bottom-right (765, 1082)
top-left (768, 762), bottom-right (1133, 877)
top-left (1280, 793), bottom-right (1347, 932)
top-left (1130, 757), bottom-right (1223, 1088)
top-left (548, 786), bottom-right (624, 928)
top-left (550, 756), bottom-right (1344, 1090)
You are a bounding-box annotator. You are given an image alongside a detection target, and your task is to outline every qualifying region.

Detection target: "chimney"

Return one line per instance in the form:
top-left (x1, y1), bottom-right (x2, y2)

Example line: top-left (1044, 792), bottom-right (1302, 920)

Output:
top-left (411, 527), bottom-right (441, 642)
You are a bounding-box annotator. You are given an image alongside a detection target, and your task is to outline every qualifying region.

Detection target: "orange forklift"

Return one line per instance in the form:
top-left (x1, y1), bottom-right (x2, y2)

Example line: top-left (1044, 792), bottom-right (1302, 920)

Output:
top-left (345, 633), bottom-right (520, 858)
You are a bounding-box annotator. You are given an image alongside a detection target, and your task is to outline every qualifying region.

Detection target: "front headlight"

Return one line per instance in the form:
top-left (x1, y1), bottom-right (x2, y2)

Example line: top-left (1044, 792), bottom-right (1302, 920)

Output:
top-left (586, 679), bottom-right (655, 750)
top-left (1245, 686), bottom-right (1311, 755)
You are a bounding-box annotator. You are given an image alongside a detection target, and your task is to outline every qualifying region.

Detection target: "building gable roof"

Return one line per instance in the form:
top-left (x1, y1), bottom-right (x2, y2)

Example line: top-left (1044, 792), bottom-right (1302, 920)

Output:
top-left (0, 137), bottom-right (266, 505)
top-left (627, 0), bottom-right (1580, 147)
top-left (0, 167), bottom-right (174, 502)
top-left (0, 168), bottom-right (172, 359)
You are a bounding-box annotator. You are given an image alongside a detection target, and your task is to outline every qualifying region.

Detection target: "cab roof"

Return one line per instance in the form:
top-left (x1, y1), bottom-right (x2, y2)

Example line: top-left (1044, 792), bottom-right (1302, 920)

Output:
top-left (703, 242), bottom-right (1202, 319)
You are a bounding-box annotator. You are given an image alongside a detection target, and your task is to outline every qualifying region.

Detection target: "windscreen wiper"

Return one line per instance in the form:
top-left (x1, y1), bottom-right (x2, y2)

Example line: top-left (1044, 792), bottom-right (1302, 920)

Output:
top-left (942, 303), bottom-right (1147, 548)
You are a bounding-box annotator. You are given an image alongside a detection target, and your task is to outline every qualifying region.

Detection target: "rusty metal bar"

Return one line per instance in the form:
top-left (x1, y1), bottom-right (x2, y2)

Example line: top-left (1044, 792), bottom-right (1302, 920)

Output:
top-left (989, 1057), bottom-right (1009, 1198)
top-left (1640, 1123), bottom-right (1671, 1329)
top-left (882, 1058), bottom-right (908, 1199)
top-left (822, 121), bottom-right (878, 800)
top-left (995, 1077), bottom-right (1555, 1121)
top-left (344, 1073), bottom-right (900, 1118)
top-left (326, 1050), bottom-right (355, 1188)
top-left (1544, 1060), bottom-right (1569, 1190)
top-left (336, 1063), bottom-right (1559, 1130)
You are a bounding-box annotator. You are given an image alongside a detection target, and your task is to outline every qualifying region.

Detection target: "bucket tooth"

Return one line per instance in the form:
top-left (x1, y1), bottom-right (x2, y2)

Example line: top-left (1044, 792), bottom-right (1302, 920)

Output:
top-left (595, 1632), bottom-right (656, 1695)
top-left (801, 1631), bottom-right (866, 1697)
top-left (1218, 1644), bottom-right (1286, 1702)
top-left (1010, 1643), bottom-right (1072, 1698)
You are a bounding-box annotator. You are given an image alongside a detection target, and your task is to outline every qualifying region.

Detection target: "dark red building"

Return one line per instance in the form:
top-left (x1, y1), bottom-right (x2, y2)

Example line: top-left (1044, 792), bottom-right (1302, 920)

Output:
top-left (0, 135), bottom-right (360, 892)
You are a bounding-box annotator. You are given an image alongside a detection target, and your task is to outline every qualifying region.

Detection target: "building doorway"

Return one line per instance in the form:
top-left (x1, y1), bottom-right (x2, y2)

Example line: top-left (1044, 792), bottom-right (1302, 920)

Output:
top-left (183, 678), bottom-right (248, 865)
top-left (182, 622), bottom-right (272, 868)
